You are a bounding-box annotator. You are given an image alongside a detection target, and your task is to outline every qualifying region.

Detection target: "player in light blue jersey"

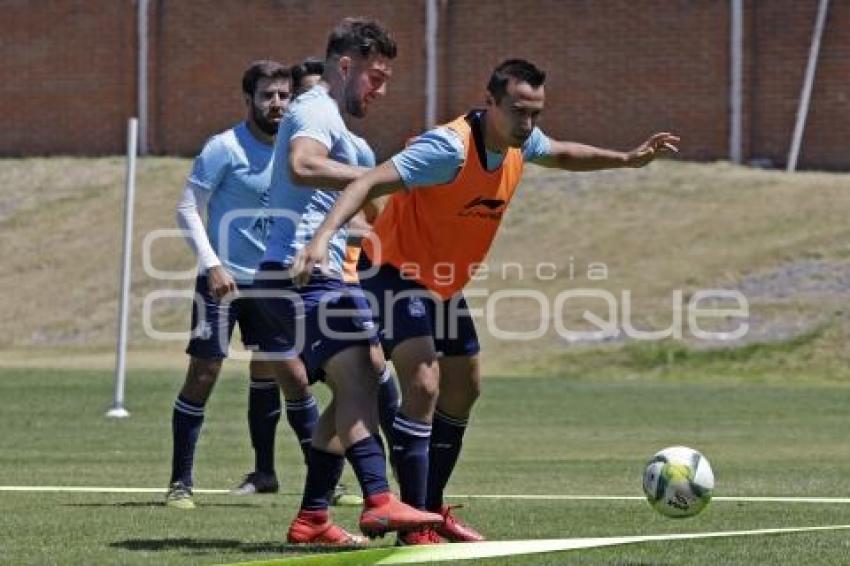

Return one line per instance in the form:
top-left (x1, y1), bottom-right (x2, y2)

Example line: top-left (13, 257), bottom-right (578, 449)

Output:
top-left (166, 61), bottom-right (293, 509)
top-left (254, 19), bottom-right (443, 545)
top-left (283, 57), bottom-right (402, 509)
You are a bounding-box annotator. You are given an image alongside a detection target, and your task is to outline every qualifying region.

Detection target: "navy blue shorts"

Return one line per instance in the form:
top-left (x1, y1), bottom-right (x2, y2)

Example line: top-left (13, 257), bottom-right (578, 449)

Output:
top-left (185, 276), bottom-right (269, 359)
top-left (253, 262), bottom-right (379, 382)
top-left (358, 256), bottom-right (480, 358)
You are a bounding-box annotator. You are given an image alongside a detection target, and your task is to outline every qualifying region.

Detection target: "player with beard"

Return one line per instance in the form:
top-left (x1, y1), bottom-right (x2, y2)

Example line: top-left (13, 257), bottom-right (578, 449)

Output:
top-left (254, 19), bottom-right (443, 544)
top-left (288, 56), bottom-right (403, 464)
top-left (166, 60), bottom-right (293, 509)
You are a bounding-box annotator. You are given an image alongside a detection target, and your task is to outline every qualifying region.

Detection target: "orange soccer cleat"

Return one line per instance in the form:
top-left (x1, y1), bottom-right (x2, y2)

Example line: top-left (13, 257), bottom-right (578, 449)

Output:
top-left (358, 492), bottom-right (444, 538)
top-left (433, 505), bottom-right (485, 542)
top-left (396, 526), bottom-right (443, 546)
top-left (286, 509), bottom-right (368, 546)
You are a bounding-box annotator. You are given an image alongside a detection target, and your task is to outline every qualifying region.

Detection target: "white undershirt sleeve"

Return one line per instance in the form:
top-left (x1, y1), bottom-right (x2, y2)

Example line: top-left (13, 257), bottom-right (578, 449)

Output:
top-left (175, 182), bottom-right (221, 271)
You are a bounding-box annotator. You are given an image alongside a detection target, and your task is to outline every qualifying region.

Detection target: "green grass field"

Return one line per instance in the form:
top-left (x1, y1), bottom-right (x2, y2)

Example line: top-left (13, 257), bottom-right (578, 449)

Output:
top-left (3, 159), bottom-right (850, 564)
top-left (1, 364), bottom-right (848, 565)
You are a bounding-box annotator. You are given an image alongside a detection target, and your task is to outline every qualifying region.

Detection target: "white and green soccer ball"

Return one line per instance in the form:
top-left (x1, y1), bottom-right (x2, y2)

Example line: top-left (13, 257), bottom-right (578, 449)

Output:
top-left (642, 446), bottom-right (714, 518)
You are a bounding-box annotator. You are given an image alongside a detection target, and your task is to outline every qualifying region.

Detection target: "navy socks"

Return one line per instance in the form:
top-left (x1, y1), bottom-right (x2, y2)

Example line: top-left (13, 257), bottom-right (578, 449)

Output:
top-left (286, 395), bottom-right (319, 463)
top-left (391, 413), bottom-right (431, 509)
top-left (300, 446), bottom-right (345, 510)
top-left (345, 435), bottom-right (391, 498)
top-left (170, 395), bottom-right (205, 486)
top-left (426, 409), bottom-right (468, 510)
top-left (248, 378), bottom-right (281, 474)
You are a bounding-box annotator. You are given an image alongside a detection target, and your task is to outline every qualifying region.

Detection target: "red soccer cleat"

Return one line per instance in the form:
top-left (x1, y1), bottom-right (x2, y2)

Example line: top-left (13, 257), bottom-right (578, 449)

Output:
top-left (433, 505), bottom-right (485, 542)
top-left (358, 492), bottom-right (444, 538)
top-left (396, 526), bottom-right (443, 546)
top-left (287, 510), bottom-right (368, 546)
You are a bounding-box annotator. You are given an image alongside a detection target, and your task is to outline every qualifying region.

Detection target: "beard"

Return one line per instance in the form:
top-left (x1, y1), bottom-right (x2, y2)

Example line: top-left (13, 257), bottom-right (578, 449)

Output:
top-left (344, 84), bottom-right (366, 118)
top-left (252, 105), bottom-right (280, 135)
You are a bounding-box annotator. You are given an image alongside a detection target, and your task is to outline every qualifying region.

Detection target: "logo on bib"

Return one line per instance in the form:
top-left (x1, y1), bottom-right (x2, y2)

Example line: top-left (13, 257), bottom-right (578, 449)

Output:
top-left (459, 196), bottom-right (506, 219)
top-left (408, 296), bottom-right (427, 318)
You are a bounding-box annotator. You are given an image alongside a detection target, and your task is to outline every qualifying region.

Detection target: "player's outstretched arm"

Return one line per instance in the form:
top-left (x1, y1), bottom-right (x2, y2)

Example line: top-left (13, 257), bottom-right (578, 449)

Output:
top-left (292, 161), bottom-right (402, 286)
top-left (533, 132), bottom-right (679, 171)
top-left (289, 137), bottom-right (370, 190)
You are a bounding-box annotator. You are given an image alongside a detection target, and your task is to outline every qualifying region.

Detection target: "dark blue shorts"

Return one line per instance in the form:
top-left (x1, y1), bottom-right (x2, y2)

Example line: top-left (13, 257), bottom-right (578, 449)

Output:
top-left (185, 276), bottom-right (269, 359)
top-left (252, 262), bottom-right (379, 382)
top-left (358, 256), bottom-right (480, 358)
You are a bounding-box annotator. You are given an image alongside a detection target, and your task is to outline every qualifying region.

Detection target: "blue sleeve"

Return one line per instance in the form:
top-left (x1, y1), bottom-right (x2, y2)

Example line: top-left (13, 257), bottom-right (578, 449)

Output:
top-left (389, 128), bottom-right (465, 188)
top-left (188, 135), bottom-right (230, 191)
top-left (288, 98), bottom-right (337, 150)
top-left (521, 127), bottom-right (552, 162)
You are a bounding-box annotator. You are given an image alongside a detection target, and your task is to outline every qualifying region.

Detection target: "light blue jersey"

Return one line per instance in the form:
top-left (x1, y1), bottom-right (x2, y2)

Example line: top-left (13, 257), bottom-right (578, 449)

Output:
top-left (263, 85), bottom-right (371, 275)
top-left (390, 123), bottom-right (551, 188)
top-left (188, 122), bottom-right (273, 284)
top-left (351, 132), bottom-right (376, 168)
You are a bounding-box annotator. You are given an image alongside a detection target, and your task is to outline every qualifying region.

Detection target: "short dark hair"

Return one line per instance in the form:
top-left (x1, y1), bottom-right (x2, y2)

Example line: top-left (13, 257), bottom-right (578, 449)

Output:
top-left (242, 60), bottom-right (290, 96)
top-left (487, 59), bottom-right (546, 103)
top-left (291, 57), bottom-right (324, 90)
top-left (325, 17), bottom-right (397, 60)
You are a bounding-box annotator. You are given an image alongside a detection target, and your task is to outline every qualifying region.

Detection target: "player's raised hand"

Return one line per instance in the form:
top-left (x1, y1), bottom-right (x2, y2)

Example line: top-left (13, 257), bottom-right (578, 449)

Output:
top-left (292, 240), bottom-right (330, 288)
top-left (625, 133), bottom-right (680, 168)
top-left (208, 265), bottom-right (238, 301)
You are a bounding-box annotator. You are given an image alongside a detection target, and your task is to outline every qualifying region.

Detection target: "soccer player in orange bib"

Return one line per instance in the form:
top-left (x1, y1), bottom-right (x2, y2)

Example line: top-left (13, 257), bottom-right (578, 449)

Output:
top-left (292, 59), bottom-right (679, 544)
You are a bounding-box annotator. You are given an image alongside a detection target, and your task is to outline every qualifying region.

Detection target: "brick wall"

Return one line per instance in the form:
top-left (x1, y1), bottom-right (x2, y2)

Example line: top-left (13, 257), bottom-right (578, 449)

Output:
top-left (440, 0), bottom-right (729, 161)
top-left (148, 0), bottom-right (426, 158)
top-left (1, 0), bottom-right (848, 169)
top-left (750, 0), bottom-right (850, 169)
top-left (0, 0), bottom-right (136, 155)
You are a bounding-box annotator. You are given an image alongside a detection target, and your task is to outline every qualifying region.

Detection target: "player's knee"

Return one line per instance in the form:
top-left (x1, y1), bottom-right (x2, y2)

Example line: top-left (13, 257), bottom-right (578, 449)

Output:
top-left (443, 356), bottom-right (481, 406)
top-left (407, 364), bottom-right (440, 404)
top-left (184, 357), bottom-right (222, 400)
top-left (188, 357), bottom-right (222, 382)
top-left (466, 377), bottom-right (482, 404)
top-left (275, 359), bottom-right (311, 399)
top-left (280, 379), bottom-right (310, 400)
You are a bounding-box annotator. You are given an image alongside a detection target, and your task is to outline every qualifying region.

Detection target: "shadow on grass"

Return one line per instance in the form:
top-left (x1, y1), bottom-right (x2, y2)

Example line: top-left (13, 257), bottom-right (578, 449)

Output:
top-left (109, 537), bottom-right (363, 555)
top-left (64, 501), bottom-right (260, 508)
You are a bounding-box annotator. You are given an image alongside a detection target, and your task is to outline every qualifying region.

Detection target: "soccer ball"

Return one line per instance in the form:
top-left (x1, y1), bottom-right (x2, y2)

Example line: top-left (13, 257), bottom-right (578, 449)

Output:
top-left (642, 446), bottom-right (714, 518)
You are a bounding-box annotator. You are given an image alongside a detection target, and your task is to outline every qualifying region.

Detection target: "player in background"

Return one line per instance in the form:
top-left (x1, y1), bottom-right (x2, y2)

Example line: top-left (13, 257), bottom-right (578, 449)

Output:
top-left (290, 58), bottom-right (324, 98)
top-left (292, 58), bottom-right (680, 544)
top-left (254, 19), bottom-right (442, 544)
top-left (166, 61), bottom-right (293, 508)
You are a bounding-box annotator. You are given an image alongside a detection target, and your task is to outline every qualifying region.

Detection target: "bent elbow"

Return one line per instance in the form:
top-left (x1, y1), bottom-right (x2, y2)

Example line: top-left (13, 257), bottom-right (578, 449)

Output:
top-left (289, 157), bottom-right (313, 185)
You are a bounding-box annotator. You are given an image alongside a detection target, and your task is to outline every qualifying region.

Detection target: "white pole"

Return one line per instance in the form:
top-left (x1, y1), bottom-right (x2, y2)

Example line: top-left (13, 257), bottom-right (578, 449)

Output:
top-left (425, 0), bottom-right (438, 128)
top-left (729, 0), bottom-right (743, 164)
top-left (107, 118), bottom-right (138, 419)
top-left (787, 0), bottom-right (829, 172)
top-left (137, 0), bottom-right (149, 156)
